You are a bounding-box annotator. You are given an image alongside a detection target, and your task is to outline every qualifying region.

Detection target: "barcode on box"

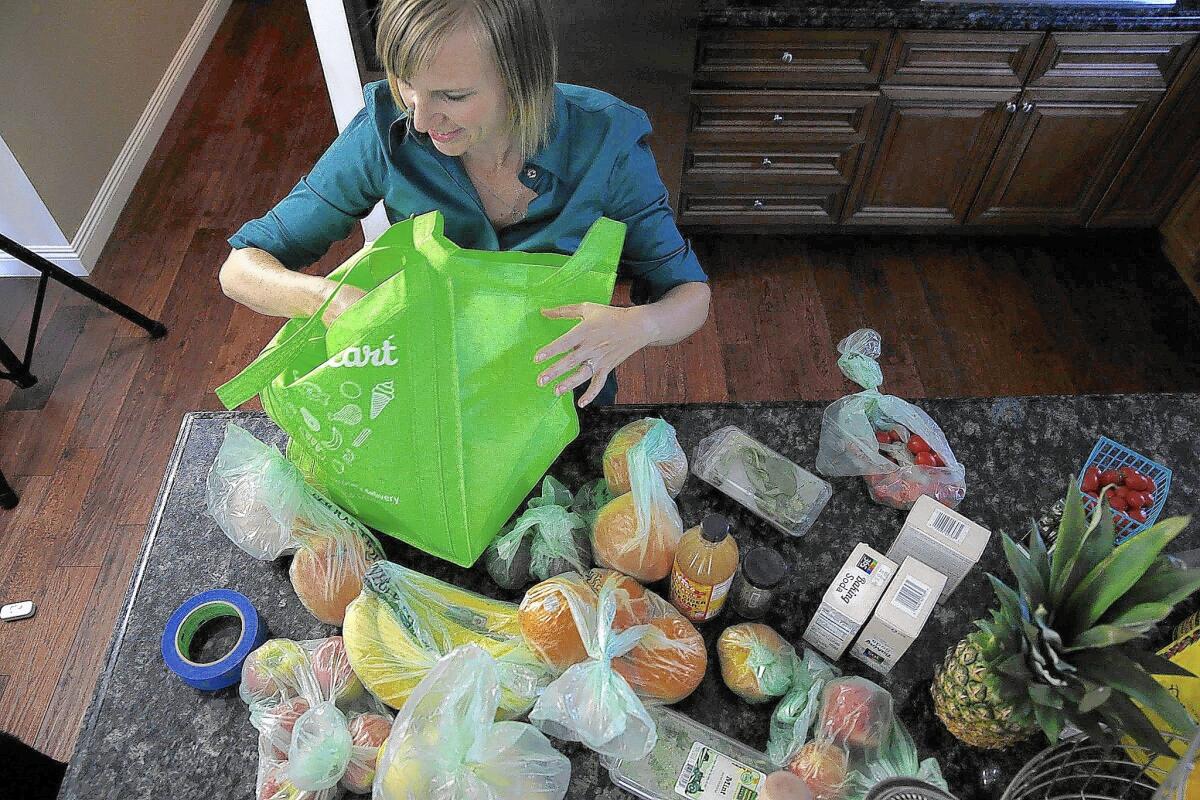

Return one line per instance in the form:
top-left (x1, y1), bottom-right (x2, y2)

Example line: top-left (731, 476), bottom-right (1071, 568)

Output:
top-left (929, 510), bottom-right (967, 542)
top-left (892, 576), bottom-right (932, 617)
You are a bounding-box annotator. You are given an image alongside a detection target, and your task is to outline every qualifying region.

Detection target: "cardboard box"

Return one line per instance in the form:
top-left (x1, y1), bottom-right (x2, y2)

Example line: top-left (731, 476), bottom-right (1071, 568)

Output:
top-left (850, 557), bottom-right (947, 674)
top-left (887, 495), bottom-right (991, 603)
top-left (803, 543), bottom-right (897, 660)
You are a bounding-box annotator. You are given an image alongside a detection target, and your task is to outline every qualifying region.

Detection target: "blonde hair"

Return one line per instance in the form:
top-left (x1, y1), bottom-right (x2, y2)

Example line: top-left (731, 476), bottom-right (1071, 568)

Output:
top-left (376, 0), bottom-right (557, 161)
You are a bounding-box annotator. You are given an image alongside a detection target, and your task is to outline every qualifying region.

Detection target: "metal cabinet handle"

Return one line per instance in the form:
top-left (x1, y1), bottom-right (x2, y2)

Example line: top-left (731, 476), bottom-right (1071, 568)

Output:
top-left (1005, 101), bottom-right (1017, 113)
top-left (781, 51), bottom-right (794, 63)
top-left (753, 199), bottom-right (765, 208)
top-left (772, 113), bottom-right (784, 123)
top-left (761, 157), bottom-right (773, 167)
top-left (1022, 101), bottom-right (1035, 113)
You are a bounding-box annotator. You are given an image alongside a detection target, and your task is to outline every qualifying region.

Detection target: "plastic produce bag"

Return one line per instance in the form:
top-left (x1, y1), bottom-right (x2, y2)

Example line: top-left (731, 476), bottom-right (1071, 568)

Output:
top-left (239, 636), bottom-right (393, 799)
top-left (373, 644), bottom-right (572, 800)
top-left (484, 476), bottom-right (592, 592)
top-left (718, 623), bottom-right (802, 704)
top-left (571, 478), bottom-right (614, 529)
top-left (844, 720), bottom-right (947, 800)
top-left (603, 418), bottom-right (689, 497)
top-left (216, 211), bottom-right (624, 568)
top-left (207, 424), bottom-right (385, 624)
top-left (767, 650), bottom-right (838, 766)
top-left (593, 419), bottom-right (686, 582)
top-left (520, 569), bottom-right (707, 760)
top-left (815, 330), bottom-right (966, 510)
top-left (342, 561), bottom-right (552, 719)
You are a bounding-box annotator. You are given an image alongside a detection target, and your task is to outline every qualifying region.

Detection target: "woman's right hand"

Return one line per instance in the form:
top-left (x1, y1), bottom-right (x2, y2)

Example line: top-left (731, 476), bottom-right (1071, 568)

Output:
top-left (318, 280), bottom-right (367, 326)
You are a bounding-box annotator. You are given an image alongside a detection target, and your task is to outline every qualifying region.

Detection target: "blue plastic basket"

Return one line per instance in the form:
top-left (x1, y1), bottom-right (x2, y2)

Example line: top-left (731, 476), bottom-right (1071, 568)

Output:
top-left (1078, 436), bottom-right (1172, 543)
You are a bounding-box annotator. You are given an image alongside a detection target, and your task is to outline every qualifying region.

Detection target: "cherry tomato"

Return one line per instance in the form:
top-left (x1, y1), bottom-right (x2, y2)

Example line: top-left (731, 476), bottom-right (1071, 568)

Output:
top-left (1128, 508), bottom-right (1148, 524)
top-left (1134, 492), bottom-right (1154, 509)
top-left (1124, 471), bottom-right (1151, 492)
top-left (932, 453), bottom-right (946, 468)
top-left (875, 431), bottom-right (891, 445)
top-left (1081, 467), bottom-right (1100, 494)
top-left (1108, 493), bottom-right (1128, 512)
top-left (1099, 469), bottom-right (1122, 487)
top-left (889, 430), bottom-right (903, 443)
top-left (1146, 476), bottom-right (1158, 493)
top-left (914, 451), bottom-right (938, 467)
top-left (907, 434), bottom-right (931, 454)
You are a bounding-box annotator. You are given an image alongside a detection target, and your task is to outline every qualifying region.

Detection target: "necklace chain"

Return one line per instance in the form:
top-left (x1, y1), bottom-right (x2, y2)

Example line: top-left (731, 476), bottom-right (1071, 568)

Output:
top-left (464, 151), bottom-right (528, 224)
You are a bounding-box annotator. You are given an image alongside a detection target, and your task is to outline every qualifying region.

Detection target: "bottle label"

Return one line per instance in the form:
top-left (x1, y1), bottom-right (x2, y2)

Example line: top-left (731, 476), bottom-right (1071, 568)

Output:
top-left (671, 569), bottom-right (735, 621)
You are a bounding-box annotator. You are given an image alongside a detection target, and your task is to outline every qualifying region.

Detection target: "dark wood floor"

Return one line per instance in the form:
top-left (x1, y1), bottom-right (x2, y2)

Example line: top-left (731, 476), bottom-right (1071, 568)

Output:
top-left (3, 0), bottom-right (1200, 761)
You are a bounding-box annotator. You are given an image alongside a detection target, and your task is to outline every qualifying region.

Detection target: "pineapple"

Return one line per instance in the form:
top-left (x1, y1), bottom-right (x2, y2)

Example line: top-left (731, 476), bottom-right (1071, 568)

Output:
top-left (932, 480), bottom-right (1200, 754)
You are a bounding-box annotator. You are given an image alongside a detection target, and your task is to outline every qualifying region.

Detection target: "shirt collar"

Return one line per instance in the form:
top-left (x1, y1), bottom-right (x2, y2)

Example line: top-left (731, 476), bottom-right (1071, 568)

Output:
top-left (386, 85), bottom-right (568, 179)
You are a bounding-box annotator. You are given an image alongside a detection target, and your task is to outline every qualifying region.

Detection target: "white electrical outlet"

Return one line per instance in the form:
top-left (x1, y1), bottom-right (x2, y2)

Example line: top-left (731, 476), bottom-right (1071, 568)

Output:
top-left (1, 601), bottom-right (36, 621)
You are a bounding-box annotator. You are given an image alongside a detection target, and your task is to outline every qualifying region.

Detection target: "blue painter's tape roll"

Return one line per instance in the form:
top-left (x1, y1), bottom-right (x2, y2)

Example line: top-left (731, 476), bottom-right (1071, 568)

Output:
top-left (161, 589), bottom-right (265, 691)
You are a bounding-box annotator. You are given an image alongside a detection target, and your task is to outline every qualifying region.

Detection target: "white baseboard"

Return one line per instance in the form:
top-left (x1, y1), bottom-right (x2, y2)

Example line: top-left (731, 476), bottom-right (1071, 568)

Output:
top-left (1, 0), bottom-right (232, 279)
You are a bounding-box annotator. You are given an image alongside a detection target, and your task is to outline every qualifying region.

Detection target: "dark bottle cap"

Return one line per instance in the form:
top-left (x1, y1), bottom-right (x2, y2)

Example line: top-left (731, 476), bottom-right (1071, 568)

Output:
top-left (742, 547), bottom-right (787, 589)
top-left (700, 514), bottom-right (730, 543)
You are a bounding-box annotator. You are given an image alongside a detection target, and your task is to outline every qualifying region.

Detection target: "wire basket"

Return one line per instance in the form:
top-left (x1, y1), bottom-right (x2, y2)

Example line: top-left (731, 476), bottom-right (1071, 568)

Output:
top-left (1002, 731), bottom-right (1198, 800)
top-left (1078, 436), bottom-right (1172, 543)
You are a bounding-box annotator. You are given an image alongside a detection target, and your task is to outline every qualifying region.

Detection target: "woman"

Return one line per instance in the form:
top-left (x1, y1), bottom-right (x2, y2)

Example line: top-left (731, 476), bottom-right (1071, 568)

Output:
top-left (219, 0), bottom-right (709, 408)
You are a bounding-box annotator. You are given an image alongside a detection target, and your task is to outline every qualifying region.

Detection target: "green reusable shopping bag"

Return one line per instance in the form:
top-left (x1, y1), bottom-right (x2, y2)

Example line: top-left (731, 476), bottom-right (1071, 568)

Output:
top-left (216, 211), bottom-right (624, 567)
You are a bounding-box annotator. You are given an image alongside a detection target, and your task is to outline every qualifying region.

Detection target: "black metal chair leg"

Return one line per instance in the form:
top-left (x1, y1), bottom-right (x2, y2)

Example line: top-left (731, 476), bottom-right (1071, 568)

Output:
top-left (0, 468), bottom-right (17, 509)
top-left (0, 233), bottom-right (167, 338)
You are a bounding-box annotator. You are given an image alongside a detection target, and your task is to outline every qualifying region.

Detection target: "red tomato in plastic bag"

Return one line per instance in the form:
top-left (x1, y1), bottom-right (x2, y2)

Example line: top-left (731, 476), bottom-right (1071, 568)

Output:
top-left (914, 451), bottom-right (938, 467)
top-left (907, 435), bottom-right (931, 454)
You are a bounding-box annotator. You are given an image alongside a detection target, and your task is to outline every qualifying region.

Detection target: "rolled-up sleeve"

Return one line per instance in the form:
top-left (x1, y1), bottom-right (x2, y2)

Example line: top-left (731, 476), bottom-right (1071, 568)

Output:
top-left (605, 110), bottom-right (708, 304)
top-left (227, 105), bottom-right (387, 269)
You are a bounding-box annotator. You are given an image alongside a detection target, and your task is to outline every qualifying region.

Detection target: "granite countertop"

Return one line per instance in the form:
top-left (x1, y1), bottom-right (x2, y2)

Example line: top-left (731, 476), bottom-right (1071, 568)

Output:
top-left (60, 396), bottom-right (1200, 800)
top-left (701, 0), bottom-right (1200, 31)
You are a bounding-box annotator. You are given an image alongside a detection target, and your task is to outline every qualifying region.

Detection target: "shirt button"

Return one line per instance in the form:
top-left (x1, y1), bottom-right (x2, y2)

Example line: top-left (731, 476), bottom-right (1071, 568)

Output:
top-left (525, 168), bottom-right (538, 179)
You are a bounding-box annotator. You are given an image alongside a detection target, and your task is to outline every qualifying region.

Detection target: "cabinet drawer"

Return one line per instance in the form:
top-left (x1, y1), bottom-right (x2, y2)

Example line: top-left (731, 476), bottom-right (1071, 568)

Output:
top-left (684, 142), bottom-right (863, 187)
top-left (679, 187), bottom-right (844, 226)
top-left (688, 90), bottom-right (879, 144)
top-left (1028, 32), bottom-right (1197, 88)
top-left (695, 29), bottom-right (891, 87)
top-left (883, 31), bottom-right (1044, 87)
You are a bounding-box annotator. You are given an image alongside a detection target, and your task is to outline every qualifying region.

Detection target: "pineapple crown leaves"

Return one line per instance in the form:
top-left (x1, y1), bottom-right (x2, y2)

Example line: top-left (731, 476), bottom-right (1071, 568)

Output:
top-left (983, 478), bottom-right (1200, 755)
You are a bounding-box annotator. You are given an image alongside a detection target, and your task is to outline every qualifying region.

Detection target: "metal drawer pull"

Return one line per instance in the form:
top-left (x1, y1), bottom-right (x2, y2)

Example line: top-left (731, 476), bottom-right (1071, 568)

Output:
top-left (772, 113), bottom-right (784, 123)
top-left (1022, 101), bottom-right (1035, 113)
top-left (753, 199), bottom-right (765, 208)
top-left (1005, 101), bottom-right (1017, 113)
top-left (761, 157), bottom-right (773, 167)
top-left (781, 51), bottom-right (794, 63)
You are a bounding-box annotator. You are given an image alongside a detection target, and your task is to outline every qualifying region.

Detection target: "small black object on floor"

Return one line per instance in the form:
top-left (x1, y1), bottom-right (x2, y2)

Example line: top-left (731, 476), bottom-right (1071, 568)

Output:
top-left (0, 731), bottom-right (66, 800)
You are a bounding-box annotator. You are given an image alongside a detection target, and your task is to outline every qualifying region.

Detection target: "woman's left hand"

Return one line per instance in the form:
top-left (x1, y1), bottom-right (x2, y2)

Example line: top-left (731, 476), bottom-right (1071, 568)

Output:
top-left (535, 302), bottom-right (656, 407)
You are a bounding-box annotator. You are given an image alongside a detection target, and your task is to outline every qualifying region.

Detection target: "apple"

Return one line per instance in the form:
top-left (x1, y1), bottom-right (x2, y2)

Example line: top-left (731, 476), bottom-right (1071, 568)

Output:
top-left (311, 636), bottom-right (364, 707)
top-left (787, 741), bottom-right (849, 800)
top-left (818, 678), bottom-right (892, 748)
top-left (260, 696), bottom-right (310, 761)
top-left (241, 639), bottom-right (307, 706)
top-left (339, 713), bottom-right (392, 794)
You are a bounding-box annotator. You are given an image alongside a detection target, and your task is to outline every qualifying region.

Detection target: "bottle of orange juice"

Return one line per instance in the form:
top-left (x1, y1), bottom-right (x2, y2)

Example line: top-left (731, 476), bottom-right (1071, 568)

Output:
top-left (670, 514), bottom-right (739, 622)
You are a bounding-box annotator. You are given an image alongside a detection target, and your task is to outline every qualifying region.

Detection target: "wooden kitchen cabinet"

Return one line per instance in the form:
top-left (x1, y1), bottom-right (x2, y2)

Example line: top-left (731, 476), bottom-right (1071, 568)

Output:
top-left (967, 88), bottom-right (1164, 225)
top-left (842, 86), bottom-right (1018, 225)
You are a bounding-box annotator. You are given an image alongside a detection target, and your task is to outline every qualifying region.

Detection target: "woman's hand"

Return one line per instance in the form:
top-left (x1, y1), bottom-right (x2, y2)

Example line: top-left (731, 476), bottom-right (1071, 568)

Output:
top-left (319, 281), bottom-right (367, 327)
top-left (535, 302), bottom-right (657, 407)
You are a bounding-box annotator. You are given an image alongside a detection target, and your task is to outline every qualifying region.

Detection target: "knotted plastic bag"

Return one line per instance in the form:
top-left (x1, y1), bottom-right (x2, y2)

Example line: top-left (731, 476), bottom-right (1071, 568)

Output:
top-left (767, 649), bottom-right (838, 766)
top-left (341, 561), bottom-right (552, 719)
top-left (373, 644), bottom-right (572, 800)
top-left (717, 623), bottom-right (802, 704)
top-left (484, 476), bottom-right (592, 592)
top-left (521, 570), bottom-right (707, 760)
top-left (844, 719), bottom-right (947, 800)
top-left (239, 636), bottom-right (392, 799)
top-left (816, 330), bottom-right (966, 510)
top-left (593, 419), bottom-right (686, 582)
top-left (207, 424), bottom-right (385, 624)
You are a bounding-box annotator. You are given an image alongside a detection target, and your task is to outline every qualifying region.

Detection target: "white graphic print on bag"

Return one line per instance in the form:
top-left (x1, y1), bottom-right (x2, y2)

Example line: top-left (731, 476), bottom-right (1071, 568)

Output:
top-left (300, 383), bottom-right (330, 407)
top-left (301, 407), bottom-right (321, 432)
top-left (330, 404), bottom-right (364, 426)
top-left (319, 428), bottom-right (344, 451)
top-left (370, 381), bottom-right (394, 420)
top-left (326, 336), bottom-right (399, 368)
top-left (352, 429), bottom-right (372, 448)
top-left (340, 381), bottom-right (362, 400)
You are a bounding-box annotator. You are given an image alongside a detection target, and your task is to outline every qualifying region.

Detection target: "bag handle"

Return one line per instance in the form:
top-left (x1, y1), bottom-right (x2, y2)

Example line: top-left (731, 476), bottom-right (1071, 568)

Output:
top-left (214, 251), bottom-right (373, 409)
top-left (531, 216), bottom-right (626, 293)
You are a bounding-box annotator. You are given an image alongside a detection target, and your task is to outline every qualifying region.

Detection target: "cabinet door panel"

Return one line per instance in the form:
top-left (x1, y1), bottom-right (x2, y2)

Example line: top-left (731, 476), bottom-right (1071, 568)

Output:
top-left (884, 30), bottom-right (1043, 87)
top-left (843, 87), bottom-right (1017, 225)
top-left (1028, 32), bottom-right (1196, 88)
top-left (968, 88), bottom-right (1163, 226)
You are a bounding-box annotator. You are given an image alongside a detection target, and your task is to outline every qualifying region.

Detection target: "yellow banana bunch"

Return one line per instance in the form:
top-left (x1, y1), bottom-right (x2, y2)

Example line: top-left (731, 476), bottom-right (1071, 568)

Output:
top-left (343, 562), bottom-right (551, 718)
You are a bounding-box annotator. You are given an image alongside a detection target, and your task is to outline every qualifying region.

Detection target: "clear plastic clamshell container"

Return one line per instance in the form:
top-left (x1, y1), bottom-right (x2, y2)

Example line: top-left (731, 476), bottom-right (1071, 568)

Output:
top-left (604, 705), bottom-right (774, 800)
top-left (692, 426), bottom-right (832, 537)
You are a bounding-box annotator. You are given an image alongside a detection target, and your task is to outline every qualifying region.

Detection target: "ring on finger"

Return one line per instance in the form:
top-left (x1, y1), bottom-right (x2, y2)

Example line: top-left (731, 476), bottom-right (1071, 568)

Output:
top-left (581, 358), bottom-right (597, 377)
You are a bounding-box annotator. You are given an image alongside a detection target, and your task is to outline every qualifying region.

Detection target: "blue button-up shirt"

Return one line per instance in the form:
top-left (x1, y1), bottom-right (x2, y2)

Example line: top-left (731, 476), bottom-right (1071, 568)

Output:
top-left (228, 80), bottom-right (707, 405)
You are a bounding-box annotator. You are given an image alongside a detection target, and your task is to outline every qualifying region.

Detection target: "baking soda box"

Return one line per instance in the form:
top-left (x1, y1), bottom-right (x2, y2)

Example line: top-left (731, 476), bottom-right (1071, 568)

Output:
top-left (887, 495), bottom-right (991, 603)
top-left (850, 556), bottom-right (947, 674)
top-left (803, 543), bottom-right (897, 660)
